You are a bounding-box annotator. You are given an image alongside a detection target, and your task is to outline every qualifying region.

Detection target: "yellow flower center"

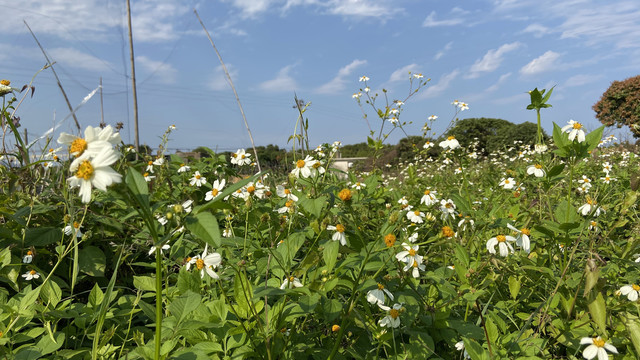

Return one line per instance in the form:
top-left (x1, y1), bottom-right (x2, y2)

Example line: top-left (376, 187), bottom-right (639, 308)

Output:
top-left (0, 79), bottom-right (10, 86)
top-left (447, 136), bottom-right (455, 140)
top-left (148, 161), bottom-right (153, 165)
top-left (70, 138), bottom-right (88, 156)
top-left (496, 235), bottom-right (506, 243)
top-left (424, 190), bottom-right (430, 195)
top-left (408, 249), bottom-right (416, 256)
top-left (445, 203), bottom-right (452, 208)
top-left (338, 189), bottom-right (352, 201)
top-left (232, 153), bottom-right (237, 158)
top-left (180, 163), bottom-right (185, 167)
top-left (413, 260), bottom-right (419, 268)
top-left (247, 185), bottom-right (255, 193)
top-left (384, 233), bottom-right (396, 247)
top-left (535, 164), bottom-right (542, 169)
top-left (29, 269), bottom-right (37, 275)
top-left (27, 250), bottom-right (33, 255)
top-left (332, 324), bottom-right (340, 332)
top-left (195, 258), bottom-right (205, 270)
top-left (296, 159), bottom-right (305, 168)
top-left (414, 210), bottom-right (421, 216)
top-left (442, 226), bottom-right (455, 238)
top-left (241, 154), bottom-right (246, 159)
top-left (73, 221), bottom-right (80, 229)
top-left (284, 189), bottom-right (291, 194)
top-left (211, 189), bottom-right (219, 196)
top-left (289, 276), bottom-right (295, 282)
top-left (195, 174), bottom-right (201, 179)
top-left (572, 122), bottom-right (583, 130)
top-left (521, 228), bottom-right (530, 236)
top-left (335, 224), bottom-right (345, 233)
top-left (592, 337), bottom-right (605, 348)
top-left (377, 283), bottom-right (385, 290)
top-left (633, 284), bottom-right (640, 291)
top-left (185, 257), bottom-right (192, 262)
top-left (285, 200), bottom-right (294, 208)
top-left (504, 179), bottom-right (510, 184)
top-left (75, 160), bottom-right (94, 180)
top-left (590, 221), bottom-right (597, 226)
top-left (313, 162), bottom-right (321, 169)
top-left (389, 309), bottom-right (400, 319)
top-left (143, 172), bottom-right (150, 177)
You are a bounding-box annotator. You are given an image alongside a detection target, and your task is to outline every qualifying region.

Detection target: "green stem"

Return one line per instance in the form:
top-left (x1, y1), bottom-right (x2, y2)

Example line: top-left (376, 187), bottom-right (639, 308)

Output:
top-left (155, 246), bottom-right (163, 360)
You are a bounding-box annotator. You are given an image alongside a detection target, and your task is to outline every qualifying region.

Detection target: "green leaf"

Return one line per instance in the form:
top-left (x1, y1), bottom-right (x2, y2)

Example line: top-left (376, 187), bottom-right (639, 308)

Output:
top-left (25, 227), bottom-right (61, 247)
top-left (623, 314), bottom-right (640, 356)
top-left (322, 298), bottom-right (342, 321)
top-left (125, 168), bottom-right (149, 208)
top-left (35, 331), bottom-right (65, 355)
top-left (169, 291), bottom-right (202, 325)
top-left (78, 246), bottom-right (106, 277)
top-left (177, 267), bottom-right (202, 294)
top-left (233, 271), bottom-right (253, 319)
top-left (185, 212), bottom-right (221, 248)
top-left (41, 280), bottom-right (62, 307)
top-left (587, 291), bottom-right (607, 335)
top-left (134, 275), bottom-right (157, 292)
top-left (463, 338), bottom-right (490, 360)
top-left (88, 283), bottom-right (104, 307)
top-left (552, 122), bottom-right (569, 153)
top-left (508, 276), bottom-right (521, 300)
top-left (196, 173), bottom-right (262, 214)
top-left (209, 299), bottom-right (228, 322)
top-left (585, 125), bottom-right (605, 153)
top-left (299, 293), bottom-right (321, 313)
top-left (299, 195), bottom-right (328, 218)
top-left (323, 240), bottom-right (339, 273)
top-left (547, 164), bottom-right (565, 178)
top-left (20, 285), bottom-right (42, 312)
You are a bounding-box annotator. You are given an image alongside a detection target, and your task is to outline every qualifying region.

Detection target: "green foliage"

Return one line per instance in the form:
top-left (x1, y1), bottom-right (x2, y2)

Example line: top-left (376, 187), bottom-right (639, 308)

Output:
top-left (593, 74), bottom-right (640, 136)
top-left (446, 117), bottom-right (546, 154)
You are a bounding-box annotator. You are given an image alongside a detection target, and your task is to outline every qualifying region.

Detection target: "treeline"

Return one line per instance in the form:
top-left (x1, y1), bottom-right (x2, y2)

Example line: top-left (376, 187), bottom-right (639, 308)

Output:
top-left (128, 118), bottom-right (544, 171)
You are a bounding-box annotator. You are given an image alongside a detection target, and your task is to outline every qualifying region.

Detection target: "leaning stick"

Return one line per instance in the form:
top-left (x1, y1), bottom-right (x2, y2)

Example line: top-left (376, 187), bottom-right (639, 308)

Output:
top-left (193, 9), bottom-right (262, 173)
top-left (24, 20), bottom-right (81, 131)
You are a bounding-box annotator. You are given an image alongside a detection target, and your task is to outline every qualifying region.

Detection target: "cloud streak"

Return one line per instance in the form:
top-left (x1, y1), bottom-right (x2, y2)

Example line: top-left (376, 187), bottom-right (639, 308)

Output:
top-left (316, 59), bottom-right (367, 94)
top-left (467, 42), bottom-right (521, 78)
top-left (520, 51), bottom-right (561, 75)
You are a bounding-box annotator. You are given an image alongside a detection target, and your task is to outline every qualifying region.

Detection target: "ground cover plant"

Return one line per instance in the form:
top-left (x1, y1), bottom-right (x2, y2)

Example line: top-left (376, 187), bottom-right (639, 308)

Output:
top-left (1, 74), bottom-right (640, 360)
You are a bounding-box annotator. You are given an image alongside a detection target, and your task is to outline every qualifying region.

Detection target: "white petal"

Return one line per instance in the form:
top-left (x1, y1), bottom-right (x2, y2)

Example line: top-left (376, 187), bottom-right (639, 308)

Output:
top-left (582, 345), bottom-right (597, 359)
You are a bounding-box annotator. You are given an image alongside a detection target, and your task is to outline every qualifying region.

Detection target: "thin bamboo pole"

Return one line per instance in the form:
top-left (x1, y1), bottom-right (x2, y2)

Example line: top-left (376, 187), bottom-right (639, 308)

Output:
top-left (126, 0), bottom-right (140, 158)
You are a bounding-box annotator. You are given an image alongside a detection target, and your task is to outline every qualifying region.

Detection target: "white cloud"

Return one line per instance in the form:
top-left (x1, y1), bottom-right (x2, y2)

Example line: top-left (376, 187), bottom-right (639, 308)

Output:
top-left (209, 65), bottom-right (239, 91)
top-left (388, 64), bottom-right (421, 83)
top-left (434, 42), bottom-right (453, 60)
top-left (225, 0), bottom-right (274, 19)
top-left (419, 69), bottom-right (460, 98)
top-left (326, 0), bottom-right (397, 18)
top-left (520, 51), bottom-right (561, 75)
top-left (135, 55), bottom-right (177, 84)
top-left (564, 74), bottom-right (603, 87)
top-left (486, 72), bottom-right (512, 92)
top-left (423, 11), bottom-right (464, 27)
top-left (521, 23), bottom-right (551, 38)
top-left (467, 42), bottom-right (521, 79)
top-left (316, 59), bottom-right (367, 94)
top-left (48, 48), bottom-right (113, 72)
top-left (259, 64), bottom-right (298, 92)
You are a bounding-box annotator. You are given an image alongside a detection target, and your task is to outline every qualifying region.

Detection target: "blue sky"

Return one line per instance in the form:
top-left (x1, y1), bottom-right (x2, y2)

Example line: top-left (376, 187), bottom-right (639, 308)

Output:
top-left (2, 0), bottom-right (640, 152)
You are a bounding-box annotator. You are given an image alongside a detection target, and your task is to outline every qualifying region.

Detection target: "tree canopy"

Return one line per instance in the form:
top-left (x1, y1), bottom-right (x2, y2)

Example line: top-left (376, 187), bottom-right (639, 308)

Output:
top-left (445, 118), bottom-right (544, 154)
top-left (593, 74), bottom-right (640, 137)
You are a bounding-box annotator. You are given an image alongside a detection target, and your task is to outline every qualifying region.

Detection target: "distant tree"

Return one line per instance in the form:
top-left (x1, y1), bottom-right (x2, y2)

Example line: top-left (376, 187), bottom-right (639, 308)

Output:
top-left (396, 136), bottom-right (424, 163)
top-left (193, 146), bottom-right (213, 158)
top-left (593, 75), bottom-right (640, 137)
top-left (446, 118), bottom-right (514, 154)
top-left (445, 118), bottom-right (544, 154)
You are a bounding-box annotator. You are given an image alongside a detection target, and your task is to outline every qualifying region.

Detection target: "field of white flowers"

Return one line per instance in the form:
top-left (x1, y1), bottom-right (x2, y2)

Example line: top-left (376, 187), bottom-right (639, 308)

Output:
top-left (1, 76), bottom-right (640, 359)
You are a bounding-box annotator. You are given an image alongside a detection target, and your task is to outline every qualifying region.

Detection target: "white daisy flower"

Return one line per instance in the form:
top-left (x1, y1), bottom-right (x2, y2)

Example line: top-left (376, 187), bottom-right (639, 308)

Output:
top-left (67, 149), bottom-right (122, 204)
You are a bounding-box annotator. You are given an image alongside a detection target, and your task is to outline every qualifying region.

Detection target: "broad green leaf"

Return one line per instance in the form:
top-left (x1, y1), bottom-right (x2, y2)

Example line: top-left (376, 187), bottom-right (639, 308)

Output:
top-left (323, 240), bottom-right (339, 273)
top-left (177, 267), bottom-right (202, 294)
top-left (209, 299), bottom-right (228, 322)
top-left (322, 298), bottom-right (342, 321)
top-left (169, 291), bottom-right (202, 325)
top-left (35, 331), bottom-right (65, 355)
top-left (20, 285), bottom-right (42, 312)
top-left (299, 293), bottom-right (321, 313)
top-left (125, 168), bottom-right (149, 208)
top-left (185, 212), bottom-right (221, 248)
top-left (463, 338), bottom-right (490, 360)
top-left (78, 246), bottom-right (106, 277)
top-left (41, 280), bottom-right (62, 307)
top-left (299, 195), bottom-right (328, 218)
top-left (233, 271), bottom-right (253, 319)
top-left (585, 125), bottom-right (605, 153)
top-left (88, 283), bottom-right (104, 307)
top-left (623, 314), bottom-right (640, 355)
top-left (587, 291), bottom-right (607, 335)
top-left (508, 276), bottom-right (521, 300)
top-left (25, 227), bottom-right (61, 247)
top-left (133, 275), bottom-right (156, 292)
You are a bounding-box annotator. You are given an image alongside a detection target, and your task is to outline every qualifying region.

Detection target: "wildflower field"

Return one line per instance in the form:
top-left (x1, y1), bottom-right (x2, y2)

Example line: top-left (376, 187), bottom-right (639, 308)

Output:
top-left (1, 76), bottom-right (640, 360)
